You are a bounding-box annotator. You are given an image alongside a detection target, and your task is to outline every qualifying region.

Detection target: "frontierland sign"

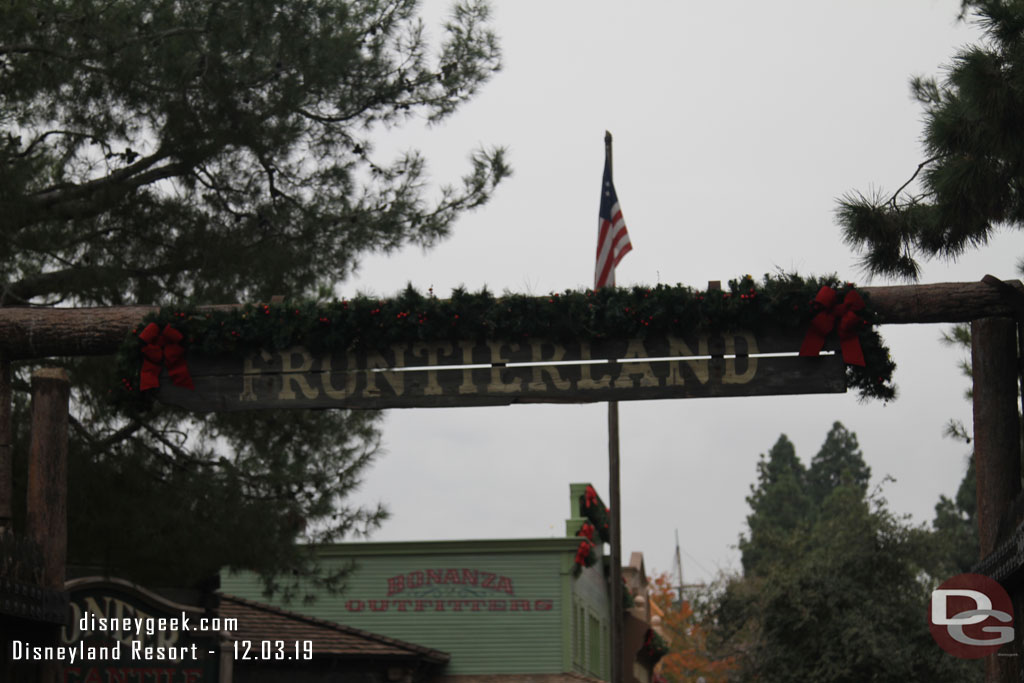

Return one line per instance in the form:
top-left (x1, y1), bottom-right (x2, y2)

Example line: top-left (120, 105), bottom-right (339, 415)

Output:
top-left (154, 332), bottom-right (846, 412)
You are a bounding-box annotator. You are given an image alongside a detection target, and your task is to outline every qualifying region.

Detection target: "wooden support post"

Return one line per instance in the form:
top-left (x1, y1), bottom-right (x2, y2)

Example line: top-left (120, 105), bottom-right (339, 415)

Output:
top-left (972, 318), bottom-right (1021, 682)
top-left (609, 398), bottom-right (623, 683)
top-left (26, 368), bottom-right (70, 590)
top-left (0, 354), bottom-right (11, 531)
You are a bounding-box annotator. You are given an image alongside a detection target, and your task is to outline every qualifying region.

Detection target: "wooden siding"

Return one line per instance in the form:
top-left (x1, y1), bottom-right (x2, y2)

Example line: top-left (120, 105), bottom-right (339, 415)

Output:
top-left (221, 539), bottom-right (582, 676)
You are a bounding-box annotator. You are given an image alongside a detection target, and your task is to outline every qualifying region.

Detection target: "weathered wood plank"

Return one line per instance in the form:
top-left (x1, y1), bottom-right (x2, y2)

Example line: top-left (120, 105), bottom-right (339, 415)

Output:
top-left (155, 354), bottom-right (846, 412)
top-left (26, 368), bottom-right (69, 589)
top-left (0, 279), bottom-right (1021, 360)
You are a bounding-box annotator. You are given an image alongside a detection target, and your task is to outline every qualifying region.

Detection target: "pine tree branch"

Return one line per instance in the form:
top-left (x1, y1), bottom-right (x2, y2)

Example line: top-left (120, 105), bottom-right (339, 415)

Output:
top-left (887, 154), bottom-right (945, 208)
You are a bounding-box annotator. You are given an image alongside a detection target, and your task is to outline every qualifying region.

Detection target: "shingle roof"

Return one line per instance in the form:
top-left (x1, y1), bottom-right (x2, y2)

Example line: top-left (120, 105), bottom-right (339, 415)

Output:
top-left (219, 593), bottom-right (449, 664)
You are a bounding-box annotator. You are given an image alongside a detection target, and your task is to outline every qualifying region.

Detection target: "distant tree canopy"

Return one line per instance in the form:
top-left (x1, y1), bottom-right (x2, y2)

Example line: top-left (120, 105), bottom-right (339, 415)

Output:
top-left (738, 422), bottom-right (869, 576)
top-left (837, 0), bottom-right (1024, 279)
top-left (1, 0), bottom-right (509, 591)
top-left (715, 423), bottom-right (982, 683)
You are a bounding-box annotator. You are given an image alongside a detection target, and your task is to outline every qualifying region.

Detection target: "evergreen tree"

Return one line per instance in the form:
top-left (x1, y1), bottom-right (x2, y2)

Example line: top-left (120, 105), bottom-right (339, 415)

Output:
top-left (836, 0), bottom-right (1024, 278)
top-left (931, 458), bottom-right (979, 576)
top-left (715, 424), bottom-right (982, 682)
top-left (807, 421), bottom-right (871, 506)
top-left (738, 435), bottom-right (812, 575)
top-left (1, 0), bottom-right (508, 589)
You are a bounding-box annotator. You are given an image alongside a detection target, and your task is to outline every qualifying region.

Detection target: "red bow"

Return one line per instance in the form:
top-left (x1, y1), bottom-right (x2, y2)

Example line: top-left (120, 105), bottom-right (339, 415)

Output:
top-left (577, 522), bottom-right (595, 541)
top-left (574, 540), bottom-right (593, 567)
top-left (584, 485), bottom-right (598, 509)
top-left (139, 323), bottom-right (195, 391)
top-left (798, 286), bottom-right (866, 367)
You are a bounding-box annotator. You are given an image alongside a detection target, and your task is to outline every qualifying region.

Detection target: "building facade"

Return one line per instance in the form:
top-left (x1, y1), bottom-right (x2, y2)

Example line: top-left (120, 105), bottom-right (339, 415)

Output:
top-left (221, 483), bottom-right (631, 682)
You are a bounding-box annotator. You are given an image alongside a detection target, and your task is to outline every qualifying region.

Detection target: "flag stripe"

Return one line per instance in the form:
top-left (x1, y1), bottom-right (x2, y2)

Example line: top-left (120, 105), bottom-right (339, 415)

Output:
top-left (595, 157), bottom-right (632, 289)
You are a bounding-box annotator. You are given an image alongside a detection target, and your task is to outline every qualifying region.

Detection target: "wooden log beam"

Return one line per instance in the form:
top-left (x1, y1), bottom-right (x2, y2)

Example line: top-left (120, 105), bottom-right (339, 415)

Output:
top-left (972, 318), bottom-right (1022, 682)
top-left (0, 279), bottom-right (1021, 360)
top-left (26, 368), bottom-right (70, 590)
top-left (0, 355), bottom-right (10, 531)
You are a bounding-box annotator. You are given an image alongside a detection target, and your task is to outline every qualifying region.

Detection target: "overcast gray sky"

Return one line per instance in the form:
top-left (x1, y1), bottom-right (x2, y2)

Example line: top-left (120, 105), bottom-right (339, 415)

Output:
top-left (342, 0), bottom-right (1023, 586)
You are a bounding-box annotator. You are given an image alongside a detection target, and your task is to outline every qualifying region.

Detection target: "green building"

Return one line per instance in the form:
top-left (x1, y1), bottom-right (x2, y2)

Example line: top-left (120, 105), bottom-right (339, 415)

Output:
top-left (221, 483), bottom-right (629, 682)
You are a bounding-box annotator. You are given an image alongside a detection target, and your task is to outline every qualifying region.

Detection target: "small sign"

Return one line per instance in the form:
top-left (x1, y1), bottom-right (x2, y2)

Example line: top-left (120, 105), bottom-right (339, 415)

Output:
top-left (44, 578), bottom-right (224, 682)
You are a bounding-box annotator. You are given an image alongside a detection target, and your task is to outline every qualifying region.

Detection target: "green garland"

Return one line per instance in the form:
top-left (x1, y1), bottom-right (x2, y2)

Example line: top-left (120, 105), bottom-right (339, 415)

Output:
top-left (112, 273), bottom-right (896, 409)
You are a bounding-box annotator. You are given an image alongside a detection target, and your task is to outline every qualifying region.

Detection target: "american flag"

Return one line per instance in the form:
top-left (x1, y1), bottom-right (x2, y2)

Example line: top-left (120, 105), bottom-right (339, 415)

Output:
top-left (595, 153), bottom-right (632, 289)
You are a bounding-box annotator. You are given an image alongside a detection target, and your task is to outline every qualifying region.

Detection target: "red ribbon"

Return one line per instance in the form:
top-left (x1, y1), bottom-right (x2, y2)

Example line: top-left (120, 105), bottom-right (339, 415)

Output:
top-left (138, 323), bottom-right (195, 391)
top-left (798, 286), bottom-right (867, 367)
top-left (584, 485), bottom-right (598, 509)
top-left (577, 522), bottom-right (595, 541)
top-left (574, 540), bottom-right (593, 566)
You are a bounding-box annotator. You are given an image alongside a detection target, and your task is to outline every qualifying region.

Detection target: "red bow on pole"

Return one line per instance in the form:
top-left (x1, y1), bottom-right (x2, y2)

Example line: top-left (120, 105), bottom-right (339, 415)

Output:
top-left (574, 540), bottom-right (593, 567)
top-left (798, 286), bottom-right (867, 366)
top-left (138, 323), bottom-right (195, 391)
top-left (577, 522), bottom-right (595, 542)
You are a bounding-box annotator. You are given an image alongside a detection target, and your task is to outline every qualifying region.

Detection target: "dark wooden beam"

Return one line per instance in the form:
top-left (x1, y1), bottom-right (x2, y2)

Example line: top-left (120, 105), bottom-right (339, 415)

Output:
top-left (0, 354), bottom-right (11, 531)
top-left (26, 368), bottom-right (70, 590)
top-left (971, 318), bottom-right (1022, 681)
top-left (973, 318), bottom-right (1021, 558)
top-left (0, 280), bottom-right (1022, 361)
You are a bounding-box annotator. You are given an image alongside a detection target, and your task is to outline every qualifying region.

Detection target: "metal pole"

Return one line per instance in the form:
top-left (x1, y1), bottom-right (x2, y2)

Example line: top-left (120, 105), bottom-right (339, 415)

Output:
top-left (605, 130), bottom-right (624, 683)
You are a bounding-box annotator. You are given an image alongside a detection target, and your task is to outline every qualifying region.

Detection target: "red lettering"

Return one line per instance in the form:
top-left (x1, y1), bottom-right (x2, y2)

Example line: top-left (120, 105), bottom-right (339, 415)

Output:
top-left (414, 600), bottom-right (431, 612)
top-left (83, 669), bottom-right (102, 683)
top-left (435, 601), bottom-right (446, 612)
top-left (496, 576), bottom-right (515, 595)
top-left (488, 600), bottom-right (506, 611)
top-left (446, 600), bottom-right (464, 612)
top-left (386, 575), bottom-right (405, 596)
top-left (394, 600), bottom-right (413, 612)
top-left (444, 568), bottom-right (462, 584)
top-left (183, 671), bottom-right (203, 683)
top-left (510, 600), bottom-right (531, 611)
top-left (481, 572), bottom-right (496, 590)
top-left (345, 600), bottom-right (365, 612)
top-left (534, 599), bottom-right (554, 611)
top-left (461, 569), bottom-right (478, 586)
top-left (63, 667), bottom-right (82, 683)
top-left (104, 669), bottom-right (129, 683)
top-left (408, 571), bottom-right (424, 589)
top-left (470, 600), bottom-right (485, 611)
top-left (369, 600), bottom-right (389, 612)
top-left (426, 569), bottom-right (443, 585)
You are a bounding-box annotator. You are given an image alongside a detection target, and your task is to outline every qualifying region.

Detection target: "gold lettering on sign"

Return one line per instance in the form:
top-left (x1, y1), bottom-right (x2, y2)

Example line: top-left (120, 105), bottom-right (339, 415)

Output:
top-left (724, 333), bottom-right (758, 384)
top-left (364, 346), bottom-right (406, 397)
top-left (486, 342), bottom-right (521, 393)
top-left (614, 339), bottom-right (659, 388)
top-left (239, 349), bottom-right (273, 401)
top-left (577, 341), bottom-right (610, 390)
top-left (666, 336), bottom-right (709, 386)
top-left (412, 342), bottom-right (453, 395)
top-left (279, 347), bottom-right (319, 399)
top-left (458, 341), bottom-right (478, 395)
top-left (321, 353), bottom-right (357, 399)
top-left (528, 340), bottom-right (570, 391)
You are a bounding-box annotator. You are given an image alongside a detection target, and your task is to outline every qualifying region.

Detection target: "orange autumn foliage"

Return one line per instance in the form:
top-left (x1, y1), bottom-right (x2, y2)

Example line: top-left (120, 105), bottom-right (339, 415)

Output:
top-left (648, 573), bottom-right (736, 683)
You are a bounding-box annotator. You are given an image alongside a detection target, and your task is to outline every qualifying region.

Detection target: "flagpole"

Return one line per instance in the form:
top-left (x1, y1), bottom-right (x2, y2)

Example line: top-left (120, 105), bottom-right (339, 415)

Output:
top-left (605, 130), bottom-right (624, 683)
